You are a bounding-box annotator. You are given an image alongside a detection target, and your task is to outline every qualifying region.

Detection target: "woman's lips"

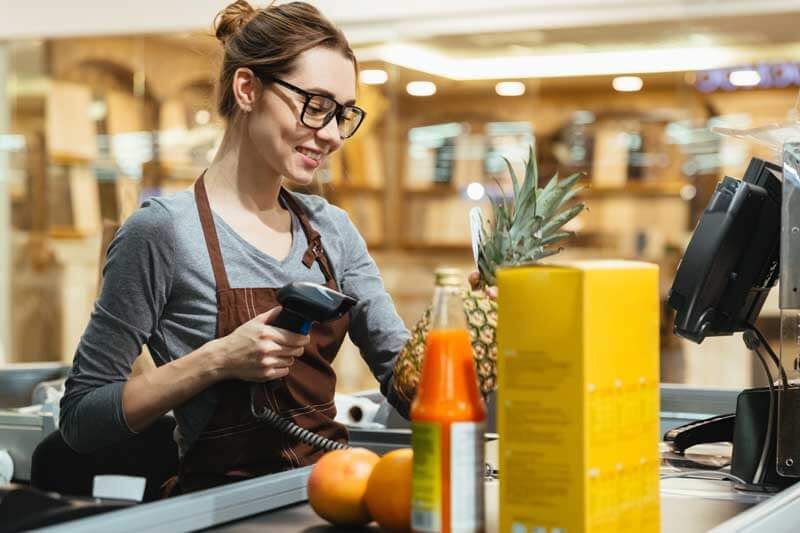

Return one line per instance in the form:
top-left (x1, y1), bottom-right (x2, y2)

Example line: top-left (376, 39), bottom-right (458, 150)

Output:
top-left (298, 151), bottom-right (320, 169)
top-left (296, 147), bottom-right (321, 169)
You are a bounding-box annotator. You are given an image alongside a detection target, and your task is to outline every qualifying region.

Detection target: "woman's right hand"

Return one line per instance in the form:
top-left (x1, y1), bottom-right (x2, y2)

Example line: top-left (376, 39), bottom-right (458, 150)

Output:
top-left (213, 307), bottom-right (310, 382)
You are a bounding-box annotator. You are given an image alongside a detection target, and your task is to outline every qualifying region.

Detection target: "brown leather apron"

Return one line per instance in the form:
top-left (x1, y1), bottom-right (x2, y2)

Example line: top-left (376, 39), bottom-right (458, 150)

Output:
top-left (172, 175), bottom-right (350, 494)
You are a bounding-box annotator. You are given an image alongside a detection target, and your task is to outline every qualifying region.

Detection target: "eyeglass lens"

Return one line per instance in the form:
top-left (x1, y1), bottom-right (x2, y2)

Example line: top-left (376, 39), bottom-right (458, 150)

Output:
top-left (302, 95), bottom-right (363, 138)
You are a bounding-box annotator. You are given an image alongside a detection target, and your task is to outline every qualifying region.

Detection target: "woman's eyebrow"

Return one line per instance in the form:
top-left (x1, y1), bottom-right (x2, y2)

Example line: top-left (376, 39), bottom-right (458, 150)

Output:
top-left (307, 86), bottom-right (356, 106)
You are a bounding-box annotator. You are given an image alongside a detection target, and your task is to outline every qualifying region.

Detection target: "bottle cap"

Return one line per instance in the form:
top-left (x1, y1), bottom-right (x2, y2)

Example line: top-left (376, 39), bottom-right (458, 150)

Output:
top-left (434, 268), bottom-right (462, 287)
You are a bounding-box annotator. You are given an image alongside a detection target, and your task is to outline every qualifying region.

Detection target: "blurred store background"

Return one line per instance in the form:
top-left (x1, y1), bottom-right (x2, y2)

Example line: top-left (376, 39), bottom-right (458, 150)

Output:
top-left (1, 0), bottom-right (799, 396)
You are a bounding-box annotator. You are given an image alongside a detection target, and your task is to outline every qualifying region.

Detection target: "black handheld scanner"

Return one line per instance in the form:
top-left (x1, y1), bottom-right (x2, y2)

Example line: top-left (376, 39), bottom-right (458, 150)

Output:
top-left (270, 281), bottom-right (357, 335)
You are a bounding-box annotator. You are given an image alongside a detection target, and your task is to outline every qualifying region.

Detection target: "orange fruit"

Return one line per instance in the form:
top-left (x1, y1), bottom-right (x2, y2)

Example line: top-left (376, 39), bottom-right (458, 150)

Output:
top-left (365, 448), bottom-right (413, 532)
top-left (307, 447), bottom-right (380, 526)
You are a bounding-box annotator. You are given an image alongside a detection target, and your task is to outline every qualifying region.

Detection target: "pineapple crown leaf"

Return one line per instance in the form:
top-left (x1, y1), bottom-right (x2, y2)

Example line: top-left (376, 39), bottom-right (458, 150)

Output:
top-left (558, 184), bottom-right (586, 210)
top-left (476, 142), bottom-right (586, 286)
top-left (503, 156), bottom-right (521, 202)
top-left (536, 171), bottom-right (582, 220)
top-left (540, 204), bottom-right (585, 238)
top-left (540, 231), bottom-right (574, 246)
top-left (513, 145), bottom-right (539, 226)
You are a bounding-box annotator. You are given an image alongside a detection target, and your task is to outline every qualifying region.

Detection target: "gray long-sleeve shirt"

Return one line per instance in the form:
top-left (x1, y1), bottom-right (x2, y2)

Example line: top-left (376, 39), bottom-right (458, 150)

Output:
top-left (60, 188), bottom-right (411, 454)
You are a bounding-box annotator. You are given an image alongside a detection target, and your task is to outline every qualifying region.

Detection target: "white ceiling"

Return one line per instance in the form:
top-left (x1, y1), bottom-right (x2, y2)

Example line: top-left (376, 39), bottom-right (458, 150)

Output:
top-left (1, 0), bottom-right (800, 45)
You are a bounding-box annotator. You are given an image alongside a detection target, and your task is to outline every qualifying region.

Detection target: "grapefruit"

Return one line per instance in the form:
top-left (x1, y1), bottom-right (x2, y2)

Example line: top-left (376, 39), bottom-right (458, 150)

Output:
top-left (307, 447), bottom-right (380, 526)
top-left (365, 448), bottom-right (413, 532)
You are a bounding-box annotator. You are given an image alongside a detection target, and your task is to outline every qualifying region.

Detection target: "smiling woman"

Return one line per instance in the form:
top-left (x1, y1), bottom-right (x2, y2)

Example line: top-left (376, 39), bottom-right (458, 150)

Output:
top-left (57, 0), bottom-right (418, 497)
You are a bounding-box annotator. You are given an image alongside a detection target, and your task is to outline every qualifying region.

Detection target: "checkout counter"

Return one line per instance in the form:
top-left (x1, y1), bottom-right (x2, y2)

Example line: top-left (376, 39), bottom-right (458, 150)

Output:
top-left (0, 385), bottom-right (798, 533)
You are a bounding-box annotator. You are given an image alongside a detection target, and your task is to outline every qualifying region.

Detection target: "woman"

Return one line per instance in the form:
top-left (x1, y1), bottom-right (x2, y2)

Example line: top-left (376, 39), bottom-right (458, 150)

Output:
top-left (60, 0), bottom-right (425, 494)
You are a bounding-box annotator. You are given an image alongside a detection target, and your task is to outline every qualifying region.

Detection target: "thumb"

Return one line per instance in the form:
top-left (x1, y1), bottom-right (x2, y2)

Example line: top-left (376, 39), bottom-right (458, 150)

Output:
top-left (255, 306), bottom-right (283, 324)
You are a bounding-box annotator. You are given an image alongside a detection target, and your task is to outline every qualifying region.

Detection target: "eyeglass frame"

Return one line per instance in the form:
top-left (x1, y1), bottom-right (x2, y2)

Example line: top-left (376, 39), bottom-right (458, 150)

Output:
top-left (253, 72), bottom-right (366, 139)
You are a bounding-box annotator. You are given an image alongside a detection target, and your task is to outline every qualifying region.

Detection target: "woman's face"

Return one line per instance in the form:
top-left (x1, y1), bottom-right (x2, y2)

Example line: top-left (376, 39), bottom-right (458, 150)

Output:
top-left (246, 46), bottom-right (356, 186)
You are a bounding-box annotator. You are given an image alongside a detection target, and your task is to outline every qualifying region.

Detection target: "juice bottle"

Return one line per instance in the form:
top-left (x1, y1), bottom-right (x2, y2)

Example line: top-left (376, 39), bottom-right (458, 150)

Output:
top-left (411, 268), bottom-right (487, 533)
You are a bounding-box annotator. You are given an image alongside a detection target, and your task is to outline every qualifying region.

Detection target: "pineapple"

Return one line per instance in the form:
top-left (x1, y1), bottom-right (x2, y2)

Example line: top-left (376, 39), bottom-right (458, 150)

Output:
top-left (393, 143), bottom-right (586, 401)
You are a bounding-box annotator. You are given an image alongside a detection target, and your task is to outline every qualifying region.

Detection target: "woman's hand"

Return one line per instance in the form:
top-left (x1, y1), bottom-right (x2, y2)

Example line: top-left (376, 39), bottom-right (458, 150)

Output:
top-left (468, 271), bottom-right (497, 300)
top-left (213, 306), bottom-right (310, 382)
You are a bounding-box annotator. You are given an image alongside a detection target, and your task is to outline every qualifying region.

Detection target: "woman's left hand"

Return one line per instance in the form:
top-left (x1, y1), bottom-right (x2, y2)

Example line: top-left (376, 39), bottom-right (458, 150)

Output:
top-left (468, 271), bottom-right (497, 300)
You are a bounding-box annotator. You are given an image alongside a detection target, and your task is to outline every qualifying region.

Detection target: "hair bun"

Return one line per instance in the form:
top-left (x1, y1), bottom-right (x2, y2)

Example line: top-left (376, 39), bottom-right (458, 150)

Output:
top-left (215, 0), bottom-right (257, 45)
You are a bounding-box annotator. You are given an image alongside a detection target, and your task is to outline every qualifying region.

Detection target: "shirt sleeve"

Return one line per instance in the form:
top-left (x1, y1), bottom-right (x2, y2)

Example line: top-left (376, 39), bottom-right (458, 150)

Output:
top-left (59, 199), bottom-right (176, 452)
top-left (333, 209), bottom-right (412, 419)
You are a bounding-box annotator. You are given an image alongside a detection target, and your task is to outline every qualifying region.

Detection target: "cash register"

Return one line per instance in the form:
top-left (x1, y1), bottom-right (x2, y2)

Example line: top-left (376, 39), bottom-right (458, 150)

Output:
top-left (664, 154), bottom-right (800, 490)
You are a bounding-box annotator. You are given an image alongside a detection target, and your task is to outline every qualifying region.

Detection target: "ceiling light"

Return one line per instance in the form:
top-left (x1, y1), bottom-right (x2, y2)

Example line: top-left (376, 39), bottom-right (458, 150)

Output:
top-left (495, 81), bottom-right (526, 96)
top-left (680, 185), bottom-right (697, 201)
top-left (612, 76), bottom-right (643, 92)
top-left (729, 69), bottom-right (761, 87)
top-left (466, 182), bottom-right (485, 201)
top-left (195, 109), bottom-right (211, 125)
top-left (372, 43), bottom-right (757, 80)
top-left (88, 100), bottom-right (107, 121)
top-left (406, 81), bottom-right (436, 97)
top-left (359, 69), bottom-right (388, 85)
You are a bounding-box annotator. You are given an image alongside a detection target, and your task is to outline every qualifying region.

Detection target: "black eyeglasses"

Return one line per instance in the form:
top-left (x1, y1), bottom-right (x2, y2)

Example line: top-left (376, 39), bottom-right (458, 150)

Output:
top-left (259, 75), bottom-right (366, 139)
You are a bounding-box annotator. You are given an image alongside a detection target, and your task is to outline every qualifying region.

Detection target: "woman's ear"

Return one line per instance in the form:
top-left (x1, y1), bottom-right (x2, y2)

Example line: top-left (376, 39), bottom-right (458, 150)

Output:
top-left (232, 67), bottom-right (260, 114)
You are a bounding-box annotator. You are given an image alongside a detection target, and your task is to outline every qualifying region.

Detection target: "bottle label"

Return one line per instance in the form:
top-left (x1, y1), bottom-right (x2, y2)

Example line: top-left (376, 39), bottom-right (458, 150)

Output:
top-left (412, 422), bottom-right (442, 532)
top-left (450, 422), bottom-right (485, 532)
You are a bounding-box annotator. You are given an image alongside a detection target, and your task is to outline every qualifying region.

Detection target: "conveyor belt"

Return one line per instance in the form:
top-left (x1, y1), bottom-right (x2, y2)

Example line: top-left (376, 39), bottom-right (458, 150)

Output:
top-left (33, 389), bottom-right (800, 533)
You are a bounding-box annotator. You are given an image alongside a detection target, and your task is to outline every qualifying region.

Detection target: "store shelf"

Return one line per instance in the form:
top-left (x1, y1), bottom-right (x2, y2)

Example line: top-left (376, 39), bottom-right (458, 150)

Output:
top-left (401, 241), bottom-right (473, 252)
top-left (48, 152), bottom-right (94, 166)
top-left (402, 180), bottom-right (687, 199)
top-left (324, 183), bottom-right (384, 194)
top-left (48, 225), bottom-right (95, 239)
top-left (581, 181), bottom-right (687, 198)
top-left (404, 184), bottom-right (459, 195)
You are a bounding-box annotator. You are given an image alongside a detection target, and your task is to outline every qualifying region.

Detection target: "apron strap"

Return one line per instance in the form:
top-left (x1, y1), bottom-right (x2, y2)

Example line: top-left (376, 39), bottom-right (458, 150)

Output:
top-left (279, 188), bottom-right (338, 288)
top-left (194, 173), bottom-right (231, 291)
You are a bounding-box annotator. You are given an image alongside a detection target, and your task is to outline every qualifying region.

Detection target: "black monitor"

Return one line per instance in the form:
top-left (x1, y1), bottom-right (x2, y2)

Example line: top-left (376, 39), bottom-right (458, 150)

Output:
top-left (667, 158), bottom-right (782, 343)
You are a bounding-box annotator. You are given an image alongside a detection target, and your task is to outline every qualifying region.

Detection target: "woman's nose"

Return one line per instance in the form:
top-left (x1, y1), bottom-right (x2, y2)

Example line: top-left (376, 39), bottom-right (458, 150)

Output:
top-left (316, 115), bottom-right (344, 150)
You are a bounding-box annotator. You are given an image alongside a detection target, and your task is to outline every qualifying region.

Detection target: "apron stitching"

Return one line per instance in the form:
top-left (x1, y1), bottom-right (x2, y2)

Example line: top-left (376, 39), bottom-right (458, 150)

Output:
top-left (246, 287), bottom-right (255, 320)
top-left (286, 444), bottom-right (301, 466)
top-left (283, 400), bottom-right (334, 414)
top-left (281, 399), bottom-right (335, 416)
top-left (288, 402), bottom-right (336, 418)
top-left (269, 385), bottom-right (296, 467)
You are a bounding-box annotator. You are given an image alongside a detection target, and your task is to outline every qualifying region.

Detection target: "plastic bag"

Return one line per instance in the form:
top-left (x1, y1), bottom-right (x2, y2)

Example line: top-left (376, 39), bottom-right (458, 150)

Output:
top-left (712, 89), bottom-right (800, 160)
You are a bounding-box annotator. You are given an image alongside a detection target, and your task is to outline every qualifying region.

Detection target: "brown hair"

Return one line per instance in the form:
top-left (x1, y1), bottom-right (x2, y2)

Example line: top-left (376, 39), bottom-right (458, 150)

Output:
top-left (214, 0), bottom-right (357, 120)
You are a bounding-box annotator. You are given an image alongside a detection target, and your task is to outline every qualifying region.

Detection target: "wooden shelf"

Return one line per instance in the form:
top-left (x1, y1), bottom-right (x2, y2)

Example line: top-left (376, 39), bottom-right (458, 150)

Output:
top-left (364, 241), bottom-right (386, 250)
top-left (49, 152), bottom-right (94, 165)
top-left (581, 181), bottom-right (687, 198)
top-left (404, 184), bottom-right (458, 195)
top-left (401, 180), bottom-right (687, 199)
top-left (324, 183), bottom-right (384, 194)
top-left (401, 241), bottom-right (473, 252)
top-left (48, 225), bottom-right (95, 239)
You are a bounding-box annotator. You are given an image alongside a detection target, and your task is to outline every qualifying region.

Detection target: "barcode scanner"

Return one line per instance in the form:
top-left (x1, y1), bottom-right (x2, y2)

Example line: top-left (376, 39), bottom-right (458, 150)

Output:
top-left (270, 281), bottom-right (357, 335)
top-left (250, 282), bottom-right (358, 452)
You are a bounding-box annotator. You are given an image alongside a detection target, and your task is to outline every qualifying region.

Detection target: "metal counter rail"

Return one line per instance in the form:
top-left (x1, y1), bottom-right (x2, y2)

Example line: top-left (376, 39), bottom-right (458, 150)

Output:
top-left (39, 467), bottom-right (313, 533)
top-left (711, 478), bottom-right (800, 532)
top-left (37, 429), bottom-right (404, 533)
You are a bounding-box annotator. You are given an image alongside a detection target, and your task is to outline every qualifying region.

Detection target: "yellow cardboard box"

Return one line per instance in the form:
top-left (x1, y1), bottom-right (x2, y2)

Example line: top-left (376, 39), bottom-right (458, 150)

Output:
top-left (497, 260), bottom-right (660, 532)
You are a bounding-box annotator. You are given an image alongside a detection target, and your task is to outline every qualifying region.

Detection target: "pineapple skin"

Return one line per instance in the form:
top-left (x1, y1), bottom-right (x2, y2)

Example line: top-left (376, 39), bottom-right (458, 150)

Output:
top-left (393, 288), bottom-right (498, 402)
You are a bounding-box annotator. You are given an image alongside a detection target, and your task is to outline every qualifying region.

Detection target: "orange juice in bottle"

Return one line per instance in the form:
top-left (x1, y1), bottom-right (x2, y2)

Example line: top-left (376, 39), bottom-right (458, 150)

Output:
top-left (411, 268), bottom-right (487, 533)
